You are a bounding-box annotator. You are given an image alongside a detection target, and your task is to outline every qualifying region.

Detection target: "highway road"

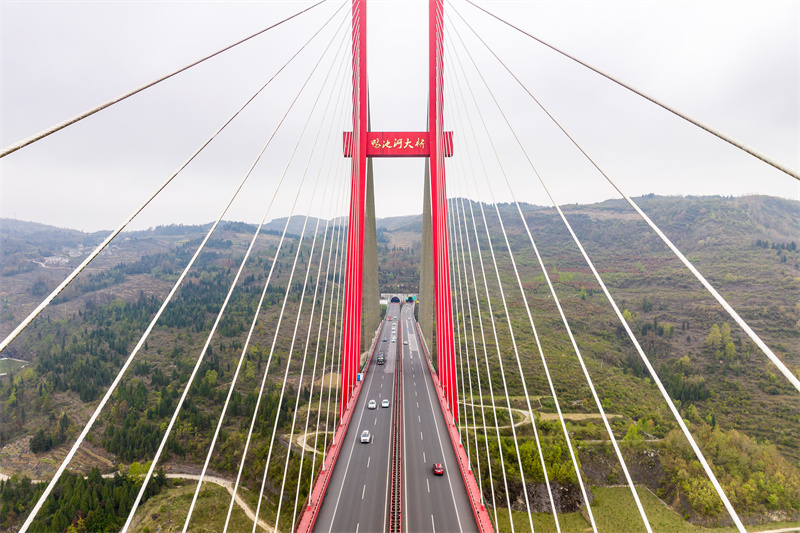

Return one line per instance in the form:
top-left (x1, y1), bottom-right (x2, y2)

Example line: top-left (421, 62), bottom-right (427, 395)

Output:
top-left (314, 303), bottom-right (400, 533)
top-left (401, 304), bottom-right (477, 533)
top-left (313, 301), bottom-right (476, 533)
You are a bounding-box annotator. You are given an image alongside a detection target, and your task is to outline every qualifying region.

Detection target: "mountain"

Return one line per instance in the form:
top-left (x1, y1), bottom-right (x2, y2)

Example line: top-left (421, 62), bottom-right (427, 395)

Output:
top-left (0, 194), bottom-right (798, 530)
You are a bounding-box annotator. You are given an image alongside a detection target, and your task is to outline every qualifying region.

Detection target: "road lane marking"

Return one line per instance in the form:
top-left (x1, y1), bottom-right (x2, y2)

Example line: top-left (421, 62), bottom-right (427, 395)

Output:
top-left (362, 485), bottom-right (366, 499)
top-left (431, 515), bottom-right (435, 533)
top-left (374, 418), bottom-right (377, 426)
top-left (419, 346), bottom-right (465, 533)
top-left (427, 479), bottom-right (430, 493)
top-left (423, 452), bottom-right (426, 462)
top-left (356, 524), bottom-right (359, 533)
top-left (367, 457), bottom-right (371, 468)
top-left (420, 432), bottom-right (423, 441)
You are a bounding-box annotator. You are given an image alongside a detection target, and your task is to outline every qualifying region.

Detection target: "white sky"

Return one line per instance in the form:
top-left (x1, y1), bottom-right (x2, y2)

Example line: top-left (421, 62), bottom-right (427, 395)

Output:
top-left (1, 0), bottom-right (798, 232)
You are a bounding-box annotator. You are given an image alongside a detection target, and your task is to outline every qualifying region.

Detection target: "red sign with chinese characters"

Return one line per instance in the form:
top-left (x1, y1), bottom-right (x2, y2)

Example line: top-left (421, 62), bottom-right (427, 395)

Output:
top-left (343, 131), bottom-right (453, 158)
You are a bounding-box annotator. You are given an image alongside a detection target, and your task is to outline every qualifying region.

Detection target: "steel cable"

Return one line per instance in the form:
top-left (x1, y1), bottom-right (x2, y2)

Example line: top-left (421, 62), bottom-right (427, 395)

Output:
top-left (449, 6), bottom-right (756, 530)
top-left (0, 0), bottom-right (334, 158)
top-left (460, 0), bottom-right (799, 182)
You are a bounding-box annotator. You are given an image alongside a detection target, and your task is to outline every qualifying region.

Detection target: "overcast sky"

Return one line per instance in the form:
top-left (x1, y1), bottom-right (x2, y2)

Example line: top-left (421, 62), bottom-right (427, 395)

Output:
top-left (1, 0), bottom-right (798, 232)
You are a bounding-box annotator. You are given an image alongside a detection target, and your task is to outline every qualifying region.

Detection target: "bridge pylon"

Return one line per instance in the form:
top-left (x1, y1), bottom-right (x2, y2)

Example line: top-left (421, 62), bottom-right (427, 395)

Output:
top-left (340, 0), bottom-right (457, 421)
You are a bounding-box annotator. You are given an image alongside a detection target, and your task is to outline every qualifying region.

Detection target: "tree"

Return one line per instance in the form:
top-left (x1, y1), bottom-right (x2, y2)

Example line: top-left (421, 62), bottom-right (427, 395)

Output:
top-left (622, 308), bottom-right (633, 323)
top-left (724, 342), bottom-right (736, 362)
top-left (705, 324), bottom-right (722, 352)
top-left (720, 323), bottom-right (732, 347)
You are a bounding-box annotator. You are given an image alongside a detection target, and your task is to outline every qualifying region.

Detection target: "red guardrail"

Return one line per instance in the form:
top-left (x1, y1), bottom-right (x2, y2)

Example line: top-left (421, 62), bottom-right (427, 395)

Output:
top-left (295, 316), bottom-right (385, 533)
top-left (414, 319), bottom-right (495, 533)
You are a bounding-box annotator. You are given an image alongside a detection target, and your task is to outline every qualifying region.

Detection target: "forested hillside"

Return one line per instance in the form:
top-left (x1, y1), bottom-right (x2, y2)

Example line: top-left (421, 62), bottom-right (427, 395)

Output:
top-left (0, 194), bottom-right (798, 531)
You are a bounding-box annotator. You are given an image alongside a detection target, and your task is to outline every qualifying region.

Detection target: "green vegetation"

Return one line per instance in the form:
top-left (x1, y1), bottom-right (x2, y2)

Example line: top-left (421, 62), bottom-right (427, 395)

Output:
top-left (128, 480), bottom-right (264, 533)
top-left (0, 195), bottom-right (798, 529)
top-left (0, 468), bottom-right (166, 532)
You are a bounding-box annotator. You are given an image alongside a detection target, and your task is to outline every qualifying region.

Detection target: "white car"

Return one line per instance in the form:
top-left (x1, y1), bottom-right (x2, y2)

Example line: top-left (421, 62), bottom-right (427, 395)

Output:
top-left (403, 340), bottom-right (408, 345)
top-left (381, 399), bottom-right (390, 408)
top-left (361, 430), bottom-right (371, 443)
top-left (368, 399), bottom-right (376, 410)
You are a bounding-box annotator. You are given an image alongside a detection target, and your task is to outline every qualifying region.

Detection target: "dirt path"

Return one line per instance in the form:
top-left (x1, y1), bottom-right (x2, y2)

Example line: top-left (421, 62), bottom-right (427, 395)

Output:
top-left (165, 473), bottom-right (274, 533)
top-left (283, 430), bottom-right (333, 456)
top-left (460, 402), bottom-right (532, 429)
top-left (459, 402), bottom-right (623, 428)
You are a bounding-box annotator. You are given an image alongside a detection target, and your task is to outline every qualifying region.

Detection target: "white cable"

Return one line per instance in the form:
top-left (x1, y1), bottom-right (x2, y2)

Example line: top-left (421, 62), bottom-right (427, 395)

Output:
top-left (447, 196), bottom-right (471, 462)
top-left (290, 151), bottom-right (349, 530)
top-left (444, 18), bottom-right (596, 530)
top-left (445, 13), bottom-right (650, 531)
top-left (450, 7), bottom-right (749, 530)
top-left (456, 183), bottom-right (518, 531)
top-left (273, 52), bottom-right (350, 532)
top-left (454, 192), bottom-right (501, 529)
top-left (451, 193), bottom-right (486, 500)
top-left (220, 21), bottom-right (350, 533)
top-left (310, 167), bottom-right (348, 489)
top-left (16, 25), bottom-right (342, 527)
top-left (455, 0), bottom-right (798, 395)
top-left (272, 180), bottom-right (336, 532)
top-left (322, 185), bottom-right (348, 463)
top-left (129, 24), bottom-right (349, 531)
top-left (444, 50), bottom-right (540, 532)
top-left (459, 0), bottom-right (800, 182)
top-left (0, 2), bottom-right (345, 358)
top-left (0, 0), bottom-right (332, 158)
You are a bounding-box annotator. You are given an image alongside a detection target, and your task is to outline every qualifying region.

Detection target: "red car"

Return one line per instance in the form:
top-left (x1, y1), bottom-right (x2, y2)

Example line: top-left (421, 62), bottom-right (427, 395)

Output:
top-left (432, 463), bottom-right (444, 475)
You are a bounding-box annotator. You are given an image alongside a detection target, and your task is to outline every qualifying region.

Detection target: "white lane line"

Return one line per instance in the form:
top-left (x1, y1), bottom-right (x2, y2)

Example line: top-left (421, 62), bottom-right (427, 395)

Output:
top-left (418, 415), bottom-right (421, 422)
top-left (423, 452), bottom-right (426, 462)
top-left (419, 344), bottom-right (465, 533)
top-left (356, 523), bottom-right (360, 533)
top-left (374, 418), bottom-right (377, 426)
top-left (420, 432), bottom-right (423, 441)
top-left (367, 457), bottom-right (371, 468)
top-left (427, 478), bottom-right (430, 493)
top-left (416, 402), bottom-right (419, 409)
top-left (431, 514), bottom-right (435, 533)
top-left (325, 343), bottom-right (381, 533)
top-left (362, 485), bottom-right (366, 499)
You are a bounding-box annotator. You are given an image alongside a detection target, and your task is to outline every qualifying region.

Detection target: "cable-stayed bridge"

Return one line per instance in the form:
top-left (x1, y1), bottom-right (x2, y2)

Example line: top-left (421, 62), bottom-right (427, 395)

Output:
top-left (1, 1), bottom-right (798, 532)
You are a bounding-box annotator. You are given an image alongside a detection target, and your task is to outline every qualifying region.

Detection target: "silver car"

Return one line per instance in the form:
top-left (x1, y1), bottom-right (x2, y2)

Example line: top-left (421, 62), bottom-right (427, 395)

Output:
top-left (361, 430), bottom-right (371, 443)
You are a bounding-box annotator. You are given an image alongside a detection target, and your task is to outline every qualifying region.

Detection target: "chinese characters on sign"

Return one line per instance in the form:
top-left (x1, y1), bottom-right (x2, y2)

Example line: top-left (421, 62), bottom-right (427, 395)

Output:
top-left (343, 131), bottom-right (453, 158)
top-left (370, 137), bottom-right (425, 150)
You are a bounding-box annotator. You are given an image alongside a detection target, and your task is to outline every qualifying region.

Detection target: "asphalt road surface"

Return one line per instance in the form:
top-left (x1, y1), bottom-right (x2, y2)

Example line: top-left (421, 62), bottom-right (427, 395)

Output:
top-left (401, 304), bottom-right (477, 533)
top-left (313, 301), bottom-right (476, 533)
top-left (314, 303), bottom-right (400, 533)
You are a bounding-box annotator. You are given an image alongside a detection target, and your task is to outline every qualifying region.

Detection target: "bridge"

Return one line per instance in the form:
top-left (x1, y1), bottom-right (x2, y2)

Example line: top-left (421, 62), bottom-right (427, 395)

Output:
top-left (1, 1), bottom-right (798, 533)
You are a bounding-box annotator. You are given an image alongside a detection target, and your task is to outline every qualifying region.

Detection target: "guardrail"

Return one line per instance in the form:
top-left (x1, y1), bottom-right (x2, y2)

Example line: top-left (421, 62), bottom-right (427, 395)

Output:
top-left (295, 316), bottom-right (386, 533)
top-left (413, 317), bottom-right (495, 533)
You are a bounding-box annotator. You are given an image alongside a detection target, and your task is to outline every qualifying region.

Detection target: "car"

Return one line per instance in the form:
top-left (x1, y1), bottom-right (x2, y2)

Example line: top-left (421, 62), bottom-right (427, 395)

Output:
top-left (403, 340), bottom-right (408, 345)
top-left (361, 430), bottom-right (371, 443)
top-left (368, 400), bottom-right (376, 409)
top-left (377, 355), bottom-right (385, 365)
top-left (383, 337), bottom-right (387, 342)
top-left (432, 463), bottom-right (444, 475)
top-left (381, 399), bottom-right (390, 408)
top-left (392, 338), bottom-right (396, 343)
